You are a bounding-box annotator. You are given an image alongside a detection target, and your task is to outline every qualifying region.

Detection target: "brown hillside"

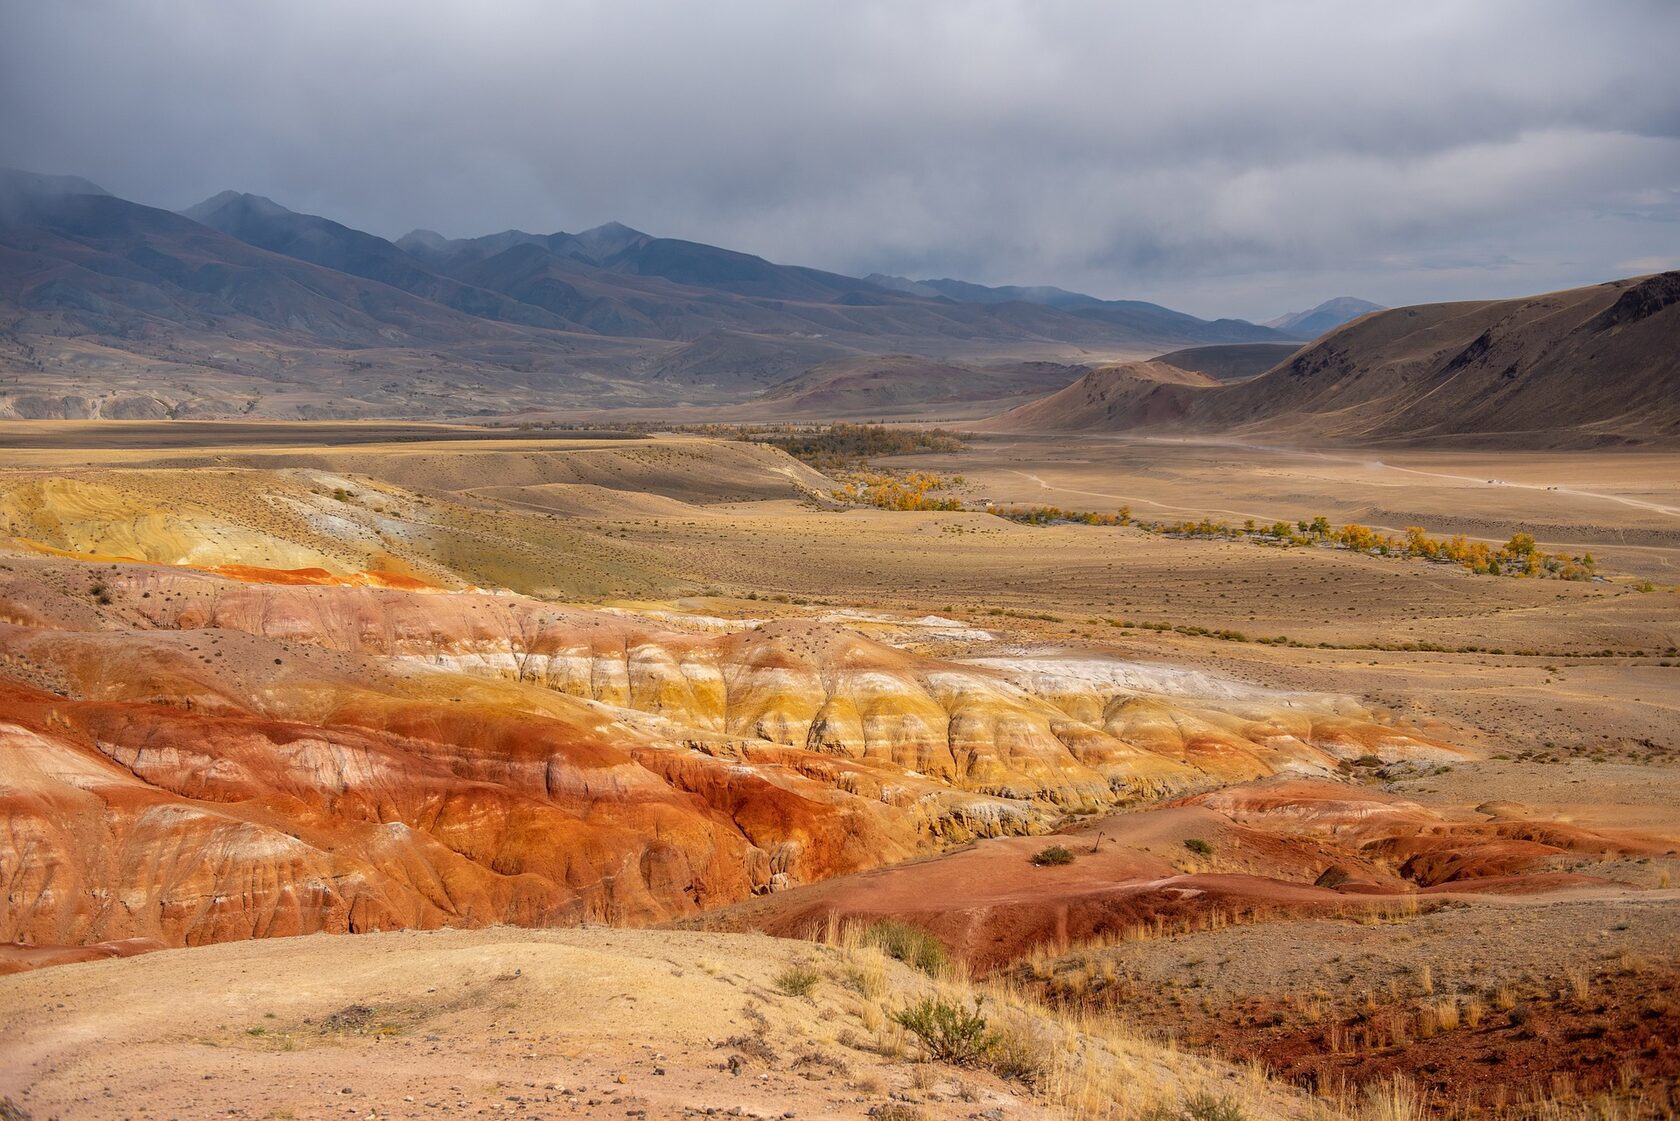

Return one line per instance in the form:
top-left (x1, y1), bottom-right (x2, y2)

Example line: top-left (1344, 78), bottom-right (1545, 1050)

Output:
top-left (1202, 272), bottom-right (1680, 446)
top-left (975, 360), bottom-right (1217, 433)
top-left (983, 274), bottom-right (1680, 447)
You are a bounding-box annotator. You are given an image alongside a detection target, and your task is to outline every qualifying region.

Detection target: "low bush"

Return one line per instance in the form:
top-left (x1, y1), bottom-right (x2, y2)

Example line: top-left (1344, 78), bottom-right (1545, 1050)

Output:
top-left (892, 997), bottom-right (996, 1066)
top-left (1142, 1093), bottom-right (1246, 1121)
top-left (1183, 838), bottom-right (1213, 856)
top-left (860, 920), bottom-right (949, 976)
top-left (1031, 845), bottom-right (1076, 866)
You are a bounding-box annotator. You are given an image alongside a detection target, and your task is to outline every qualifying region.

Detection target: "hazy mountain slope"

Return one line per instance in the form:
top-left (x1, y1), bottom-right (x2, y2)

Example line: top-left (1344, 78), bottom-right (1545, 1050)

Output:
top-left (642, 329), bottom-right (856, 391)
top-left (426, 229), bottom-right (1282, 349)
top-left (600, 235), bottom-right (878, 301)
top-left (1264, 296), bottom-right (1384, 338)
top-left (0, 177), bottom-right (663, 418)
top-left (976, 361), bottom-right (1217, 432)
top-left (0, 167), bottom-right (111, 223)
top-left (913, 277), bottom-right (1102, 307)
top-left (395, 220), bottom-right (651, 269)
top-left (867, 273), bottom-right (1291, 344)
top-left (0, 169), bottom-right (1357, 417)
top-left (181, 191), bottom-right (568, 328)
top-left (0, 188), bottom-right (517, 345)
top-left (1152, 342), bottom-right (1303, 381)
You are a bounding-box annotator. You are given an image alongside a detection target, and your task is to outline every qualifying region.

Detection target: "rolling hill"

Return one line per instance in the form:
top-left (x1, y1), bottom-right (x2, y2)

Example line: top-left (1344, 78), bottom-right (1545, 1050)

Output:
top-left (976, 360), bottom-right (1217, 432)
top-left (752, 354), bottom-right (1089, 417)
top-left (985, 274), bottom-right (1680, 447)
top-left (1152, 342), bottom-right (1302, 382)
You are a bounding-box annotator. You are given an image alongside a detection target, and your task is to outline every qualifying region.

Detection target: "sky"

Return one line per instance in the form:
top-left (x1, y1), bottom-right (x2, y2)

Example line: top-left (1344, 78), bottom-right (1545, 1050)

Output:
top-left (3, 0), bottom-right (1677, 320)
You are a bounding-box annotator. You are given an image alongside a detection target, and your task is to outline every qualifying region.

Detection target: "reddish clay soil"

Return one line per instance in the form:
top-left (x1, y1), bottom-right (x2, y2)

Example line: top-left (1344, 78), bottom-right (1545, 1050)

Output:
top-left (1236, 971), bottom-right (1675, 1116)
top-left (681, 778), bottom-right (1670, 972)
top-left (1018, 897), bottom-right (1680, 1119)
top-left (0, 937), bottom-right (166, 977)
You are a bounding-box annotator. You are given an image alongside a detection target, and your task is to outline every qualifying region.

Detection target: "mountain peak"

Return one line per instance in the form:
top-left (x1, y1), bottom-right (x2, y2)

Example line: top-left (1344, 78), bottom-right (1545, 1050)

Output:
top-left (1264, 296), bottom-right (1384, 336)
top-left (0, 167), bottom-right (111, 198)
top-left (569, 220), bottom-right (649, 258)
top-left (580, 220), bottom-right (645, 238)
top-left (0, 168), bottom-right (112, 222)
top-left (181, 190), bottom-right (293, 223)
top-left (396, 228), bottom-right (450, 250)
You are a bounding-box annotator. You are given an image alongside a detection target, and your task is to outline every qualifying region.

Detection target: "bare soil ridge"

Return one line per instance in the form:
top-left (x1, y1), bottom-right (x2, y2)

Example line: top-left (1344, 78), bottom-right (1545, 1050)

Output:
top-left (985, 274), bottom-right (1680, 447)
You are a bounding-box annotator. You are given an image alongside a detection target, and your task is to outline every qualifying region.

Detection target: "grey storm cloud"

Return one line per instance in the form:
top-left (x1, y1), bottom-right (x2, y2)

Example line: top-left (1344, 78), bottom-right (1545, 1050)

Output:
top-left (2, 0), bottom-right (1677, 318)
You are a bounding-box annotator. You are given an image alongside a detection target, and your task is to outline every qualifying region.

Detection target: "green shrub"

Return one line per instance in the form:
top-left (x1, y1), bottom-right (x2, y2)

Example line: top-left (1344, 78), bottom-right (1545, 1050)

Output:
top-left (1031, 845), bottom-right (1075, 866)
top-left (1184, 1094), bottom-right (1245, 1121)
top-left (860, 920), bottom-right (949, 976)
top-left (772, 964), bottom-right (820, 997)
top-left (1183, 838), bottom-right (1213, 857)
top-left (1142, 1094), bottom-right (1245, 1121)
top-left (892, 997), bottom-right (995, 1066)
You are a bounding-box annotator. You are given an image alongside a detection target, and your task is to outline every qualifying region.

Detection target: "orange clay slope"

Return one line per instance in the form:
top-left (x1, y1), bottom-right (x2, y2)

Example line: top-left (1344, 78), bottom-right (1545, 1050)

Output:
top-left (0, 557), bottom-right (1457, 954)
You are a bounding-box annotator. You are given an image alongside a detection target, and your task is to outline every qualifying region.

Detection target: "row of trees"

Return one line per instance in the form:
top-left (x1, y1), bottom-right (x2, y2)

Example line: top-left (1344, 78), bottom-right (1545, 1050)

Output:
top-left (724, 423), bottom-right (965, 471)
top-left (1185, 517), bottom-right (1597, 579)
top-left (972, 502), bottom-right (1598, 580)
top-left (826, 465), bottom-right (1600, 581)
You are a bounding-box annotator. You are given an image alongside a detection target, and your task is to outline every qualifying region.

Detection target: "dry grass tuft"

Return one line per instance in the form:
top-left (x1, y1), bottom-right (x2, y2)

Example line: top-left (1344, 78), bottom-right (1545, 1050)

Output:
top-left (773, 964), bottom-right (821, 998)
top-left (816, 920), bottom-right (1313, 1121)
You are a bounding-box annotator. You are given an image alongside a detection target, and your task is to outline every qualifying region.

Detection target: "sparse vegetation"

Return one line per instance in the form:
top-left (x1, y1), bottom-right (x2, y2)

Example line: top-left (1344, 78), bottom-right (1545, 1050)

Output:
top-left (1031, 844), bottom-right (1076, 866)
top-left (1184, 838), bottom-right (1214, 856)
top-left (773, 964), bottom-right (822, 997)
top-left (891, 996), bottom-right (996, 1066)
top-left (693, 422), bottom-right (966, 471)
top-left (1141, 1093), bottom-right (1246, 1121)
top-left (833, 469), bottom-right (965, 511)
top-left (858, 920), bottom-right (951, 977)
top-left (987, 504), bottom-right (1608, 580)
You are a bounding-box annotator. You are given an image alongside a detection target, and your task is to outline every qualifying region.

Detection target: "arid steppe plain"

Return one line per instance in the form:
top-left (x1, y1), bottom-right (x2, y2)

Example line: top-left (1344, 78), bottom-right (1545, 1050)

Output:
top-left (0, 421), bottom-right (1676, 1120)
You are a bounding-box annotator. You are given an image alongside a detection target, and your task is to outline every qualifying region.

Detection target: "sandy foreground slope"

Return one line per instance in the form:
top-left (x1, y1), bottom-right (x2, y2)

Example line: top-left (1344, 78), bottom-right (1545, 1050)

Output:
top-left (0, 926), bottom-right (1307, 1121)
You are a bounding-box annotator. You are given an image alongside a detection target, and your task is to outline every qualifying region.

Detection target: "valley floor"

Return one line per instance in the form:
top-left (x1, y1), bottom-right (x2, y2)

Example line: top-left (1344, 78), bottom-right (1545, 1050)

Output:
top-left (0, 422), bottom-right (1676, 1120)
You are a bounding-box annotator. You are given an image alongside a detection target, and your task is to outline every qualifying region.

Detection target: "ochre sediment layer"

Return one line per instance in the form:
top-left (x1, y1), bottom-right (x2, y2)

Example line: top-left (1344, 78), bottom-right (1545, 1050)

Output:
top-left (0, 561), bottom-right (1454, 951)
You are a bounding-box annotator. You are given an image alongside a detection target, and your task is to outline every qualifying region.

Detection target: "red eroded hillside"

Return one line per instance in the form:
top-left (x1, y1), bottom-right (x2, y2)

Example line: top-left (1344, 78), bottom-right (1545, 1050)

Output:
top-left (0, 559), bottom-right (1459, 955)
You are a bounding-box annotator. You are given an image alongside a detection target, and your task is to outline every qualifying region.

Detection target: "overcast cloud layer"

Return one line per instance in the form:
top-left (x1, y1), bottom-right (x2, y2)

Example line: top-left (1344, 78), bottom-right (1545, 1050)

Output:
top-left (3, 0), bottom-right (1677, 319)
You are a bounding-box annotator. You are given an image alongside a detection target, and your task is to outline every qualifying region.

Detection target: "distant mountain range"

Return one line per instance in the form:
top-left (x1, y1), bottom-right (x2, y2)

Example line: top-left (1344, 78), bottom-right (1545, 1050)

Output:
top-left (984, 275), bottom-right (1680, 447)
top-left (0, 168), bottom-right (1304, 419)
top-left (1262, 296), bottom-right (1385, 338)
